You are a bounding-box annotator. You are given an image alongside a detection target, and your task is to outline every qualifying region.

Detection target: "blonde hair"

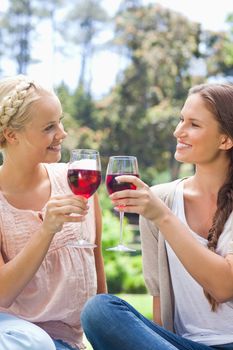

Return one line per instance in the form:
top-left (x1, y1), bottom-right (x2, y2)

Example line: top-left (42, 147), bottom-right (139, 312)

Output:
top-left (0, 75), bottom-right (55, 148)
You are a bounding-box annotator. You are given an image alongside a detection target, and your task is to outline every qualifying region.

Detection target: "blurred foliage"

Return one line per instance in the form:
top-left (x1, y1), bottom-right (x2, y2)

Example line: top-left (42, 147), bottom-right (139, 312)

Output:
top-left (54, 3), bottom-right (233, 186)
top-left (89, 4), bottom-right (205, 182)
top-left (57, 83), bottom-right (106, 164)
top-left (58, 0), bottom-right (109, 90)
top-left (203, 13), bottom-right (233, 77)
top-left (0, 0), bottom-right (65, 74)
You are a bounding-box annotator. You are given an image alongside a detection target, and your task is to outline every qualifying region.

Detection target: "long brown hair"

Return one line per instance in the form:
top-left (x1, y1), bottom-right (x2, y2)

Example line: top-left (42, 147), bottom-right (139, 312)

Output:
top-left (189, 83), bottom-right (233, 311)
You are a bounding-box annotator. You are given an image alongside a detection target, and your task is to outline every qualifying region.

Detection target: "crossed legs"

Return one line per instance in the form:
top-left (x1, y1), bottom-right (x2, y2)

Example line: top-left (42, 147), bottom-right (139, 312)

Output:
top-left (81, 294), bottom-right (214, 350)
top-left (0, 313), bottom-right (55, 350)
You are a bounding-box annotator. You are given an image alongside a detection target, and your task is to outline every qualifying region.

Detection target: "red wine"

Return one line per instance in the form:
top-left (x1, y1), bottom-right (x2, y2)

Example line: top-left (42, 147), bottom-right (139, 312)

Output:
top-left (68, 169), bottom-right (101, 198)
top-left (106, 173), bottom-right (139, 194)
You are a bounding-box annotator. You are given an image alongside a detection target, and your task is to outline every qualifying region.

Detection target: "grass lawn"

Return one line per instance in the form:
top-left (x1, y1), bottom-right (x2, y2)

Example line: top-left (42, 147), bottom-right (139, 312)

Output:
top-left (84, 293), bottom-right (152, 349)
top-left (118, 293), bottom-right (153, 319)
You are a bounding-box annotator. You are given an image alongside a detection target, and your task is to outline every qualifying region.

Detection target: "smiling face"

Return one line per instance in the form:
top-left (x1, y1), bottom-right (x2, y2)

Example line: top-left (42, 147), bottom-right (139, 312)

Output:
top-left (173, 93), bottom-right (232, 166)
top-left (6, 93), bottom-right (67, 164)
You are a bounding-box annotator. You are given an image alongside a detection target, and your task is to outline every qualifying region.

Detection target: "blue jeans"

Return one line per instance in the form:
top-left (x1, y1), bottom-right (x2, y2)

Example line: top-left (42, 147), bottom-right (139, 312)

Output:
top-left (53, 339), bottom-right (79, 350)
top-left (0, 312), bottom-right (56, 350)
top-left (81, 294), bottom-right (233, 350)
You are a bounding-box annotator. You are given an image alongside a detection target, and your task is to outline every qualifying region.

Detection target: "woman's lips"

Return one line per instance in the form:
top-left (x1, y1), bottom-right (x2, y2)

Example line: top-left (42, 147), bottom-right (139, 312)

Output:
top-left (48, 144), bottom-right (62, 151)
top-left (176, 142), bottom-right (191, 150)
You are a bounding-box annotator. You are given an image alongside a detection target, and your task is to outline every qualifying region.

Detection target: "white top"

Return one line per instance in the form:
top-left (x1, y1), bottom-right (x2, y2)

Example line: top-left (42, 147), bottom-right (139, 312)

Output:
top-left (165, 181), bottom-right (233, 345)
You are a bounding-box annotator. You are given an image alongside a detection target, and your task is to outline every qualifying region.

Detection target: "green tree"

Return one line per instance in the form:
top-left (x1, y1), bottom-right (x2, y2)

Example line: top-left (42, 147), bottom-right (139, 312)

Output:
top-left (56, 82), bottom-right (105, 159)
top-left (203, 14), bottom-right (233, 78)
top-left (98, 4), bottom-right (202, 182)
top-left (60, 0), bottom-right (109, 91)
top-left (72, 85), bottom-right (96, 128)
top-left (1, 0), bottom-right (65, 75)
top-left (2, 0), bottom-right (35, 74)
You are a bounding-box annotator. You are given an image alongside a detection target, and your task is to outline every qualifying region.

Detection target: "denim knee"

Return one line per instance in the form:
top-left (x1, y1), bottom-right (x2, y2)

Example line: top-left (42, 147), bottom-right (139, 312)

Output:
top-left (0, 313), bottom-right (55, 350)
top-left (81, 294), bottom-right (119, 330)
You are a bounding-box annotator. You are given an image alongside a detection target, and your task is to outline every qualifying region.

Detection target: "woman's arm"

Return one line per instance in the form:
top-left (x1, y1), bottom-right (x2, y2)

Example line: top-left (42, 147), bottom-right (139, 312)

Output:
top-left (155, 211), bottom-right (233, 303)
top-left (0, 225), bottom-right (55, 307)
top-left (153, 296), bottom-right (162, 325)
top-left (110, 176), bottom-right (233, 302)
top-left (93, 193), bottom-right (107, 294)
top-left (0, 194), bottom-right (88, 307)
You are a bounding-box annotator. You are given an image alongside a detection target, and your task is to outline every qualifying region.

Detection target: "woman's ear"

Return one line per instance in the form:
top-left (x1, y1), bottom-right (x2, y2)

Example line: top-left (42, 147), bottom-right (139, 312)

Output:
top-left (3, 128), bottom-right (18, 145)
top-left (219, 135), bottom-right (233, 151)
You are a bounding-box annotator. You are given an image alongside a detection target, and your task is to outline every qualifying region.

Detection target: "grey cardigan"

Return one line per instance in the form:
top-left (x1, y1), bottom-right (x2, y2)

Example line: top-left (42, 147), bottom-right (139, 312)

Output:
top-left (139, 179), bottom-right (185, 332)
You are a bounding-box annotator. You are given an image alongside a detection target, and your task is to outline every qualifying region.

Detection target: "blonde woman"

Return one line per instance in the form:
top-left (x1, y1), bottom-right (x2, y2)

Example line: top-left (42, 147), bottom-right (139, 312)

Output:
top-left (0, 75), bottom-right (106, 350)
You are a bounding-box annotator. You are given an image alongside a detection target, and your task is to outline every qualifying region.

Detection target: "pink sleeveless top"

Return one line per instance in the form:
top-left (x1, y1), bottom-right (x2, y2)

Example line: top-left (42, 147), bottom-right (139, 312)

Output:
top-left (0, 163), bottom-right (97, 349)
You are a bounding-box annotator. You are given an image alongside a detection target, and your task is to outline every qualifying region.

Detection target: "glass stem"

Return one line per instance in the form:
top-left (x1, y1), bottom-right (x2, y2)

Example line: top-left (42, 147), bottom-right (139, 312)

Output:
top-left (119, 211), bottom-right (124, 246)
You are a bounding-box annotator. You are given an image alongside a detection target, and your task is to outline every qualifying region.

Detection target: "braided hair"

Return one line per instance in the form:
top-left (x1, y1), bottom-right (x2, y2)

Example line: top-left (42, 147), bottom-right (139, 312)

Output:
top-left (0, 75), bottom-right (54, 148)
top-left (189, 83), bottom-right (233, 311)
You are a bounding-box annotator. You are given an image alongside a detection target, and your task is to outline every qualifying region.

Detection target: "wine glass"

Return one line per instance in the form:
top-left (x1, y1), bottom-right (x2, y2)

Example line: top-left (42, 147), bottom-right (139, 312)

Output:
top-left (67, 149), bottom-right (101, 248)
top-left (105, 155), bottom-right (139, 252)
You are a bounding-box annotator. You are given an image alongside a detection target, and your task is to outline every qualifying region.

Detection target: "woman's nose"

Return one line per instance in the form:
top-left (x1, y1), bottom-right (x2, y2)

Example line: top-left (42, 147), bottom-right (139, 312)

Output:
top-left (61, 129), bottom-right (68, 139)
top-left (55, 124), bottom-right (67, 140)
top-left (173, 123), bottom-right (186, 138)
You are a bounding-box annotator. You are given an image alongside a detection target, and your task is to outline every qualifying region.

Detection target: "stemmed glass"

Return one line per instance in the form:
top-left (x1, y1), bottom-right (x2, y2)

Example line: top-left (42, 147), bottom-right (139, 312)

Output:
top-left (105, 155), bottom-right (139, 252)
top-left (67, 149), bottom-right (101, 248)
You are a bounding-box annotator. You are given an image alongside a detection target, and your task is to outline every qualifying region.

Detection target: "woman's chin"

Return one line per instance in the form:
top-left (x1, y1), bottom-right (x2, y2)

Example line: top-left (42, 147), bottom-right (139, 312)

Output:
top-left (46, 152), bottom-right (62, 163)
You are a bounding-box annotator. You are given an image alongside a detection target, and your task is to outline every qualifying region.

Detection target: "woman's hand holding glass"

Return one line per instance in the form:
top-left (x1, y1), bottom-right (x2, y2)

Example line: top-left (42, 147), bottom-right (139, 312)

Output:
top-left (109, 175), bottom-right (170, 225)
top-left (42, 195), bottom-right (88, 236)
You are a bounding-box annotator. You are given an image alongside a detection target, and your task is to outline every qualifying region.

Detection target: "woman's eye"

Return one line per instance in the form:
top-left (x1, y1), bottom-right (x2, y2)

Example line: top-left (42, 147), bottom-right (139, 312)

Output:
top-left (44, 118), bottom-right (64, 132)
top-left (44, 124), bottom-right (55, 132)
